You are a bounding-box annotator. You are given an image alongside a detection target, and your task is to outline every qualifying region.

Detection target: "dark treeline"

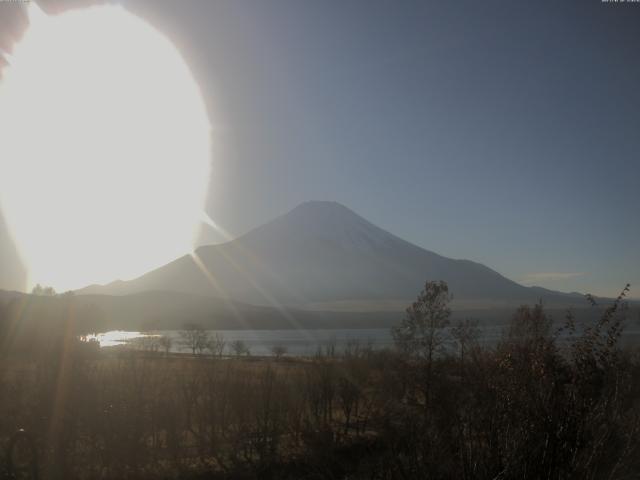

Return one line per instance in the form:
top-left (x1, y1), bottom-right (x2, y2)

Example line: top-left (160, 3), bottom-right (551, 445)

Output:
top-left (0, 293), bottom-right (105, 358)
top-left (0, 282), bottom-right (639, 479)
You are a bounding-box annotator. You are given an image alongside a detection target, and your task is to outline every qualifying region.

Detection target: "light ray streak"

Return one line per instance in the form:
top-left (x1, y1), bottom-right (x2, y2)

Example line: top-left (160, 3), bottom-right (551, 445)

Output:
top-left (46, 298), bottom-right (76, 469)
top-left (201, 212), bottom-right (311, 303)
top-left (189, 251), bottom-right (251, 331)
top-left (200, 212), bottom-right (315, 337)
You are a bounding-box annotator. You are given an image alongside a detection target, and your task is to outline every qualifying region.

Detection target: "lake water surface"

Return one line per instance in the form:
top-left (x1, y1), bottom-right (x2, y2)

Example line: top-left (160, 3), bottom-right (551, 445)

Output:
top-left (87, 329), bottom-right (398, 356)
top-left (85, 325), bottom-right (518, 356)
top-left (85, 323), bottom-right (640, 357)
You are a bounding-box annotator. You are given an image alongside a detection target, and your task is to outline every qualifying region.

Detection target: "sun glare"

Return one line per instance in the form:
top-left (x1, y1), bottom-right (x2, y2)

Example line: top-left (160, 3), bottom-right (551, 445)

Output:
top-left (0, 5), bottom-right (211, 292)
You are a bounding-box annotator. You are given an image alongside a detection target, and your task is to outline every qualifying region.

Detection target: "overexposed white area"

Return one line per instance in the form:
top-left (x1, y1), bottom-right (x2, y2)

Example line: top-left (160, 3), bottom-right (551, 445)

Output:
top-left (0, 5), bottom-right (211, 291)
top-left (84, 330), bottom-right (157, 348)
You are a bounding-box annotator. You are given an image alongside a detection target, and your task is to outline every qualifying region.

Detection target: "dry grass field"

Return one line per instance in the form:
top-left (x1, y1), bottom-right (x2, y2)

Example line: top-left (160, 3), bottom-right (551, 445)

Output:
top-left (1, 285), bottom-right (640, 479)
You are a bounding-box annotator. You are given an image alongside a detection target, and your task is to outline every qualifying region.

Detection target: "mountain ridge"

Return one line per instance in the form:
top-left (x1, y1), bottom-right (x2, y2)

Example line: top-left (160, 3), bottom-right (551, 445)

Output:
top-left (77, 201), bottom-right (582, 309)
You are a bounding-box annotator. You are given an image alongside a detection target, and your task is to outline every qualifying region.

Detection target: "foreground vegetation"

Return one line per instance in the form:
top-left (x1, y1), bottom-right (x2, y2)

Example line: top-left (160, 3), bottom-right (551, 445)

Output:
top-left (0, 283), bottom-right (639, 479)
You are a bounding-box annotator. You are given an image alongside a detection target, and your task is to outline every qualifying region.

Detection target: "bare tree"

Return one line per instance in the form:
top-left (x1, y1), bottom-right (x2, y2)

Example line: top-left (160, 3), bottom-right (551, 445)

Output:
top-left (392, 280), bottom-right (452, 362)
top-left (271, 344), bottom-right (287, 359)
top-left (206, 332), bottom-right (226, 357)
top-left (139, 334), bottom-right (158, 353)
top-left (158, 335), bottom-right (173, 355)
top-left (179, 323), bottom-right (210, 355)
top-left (31, 284), bottom-right (56, 296)
top-left (230, 339), bottom-right (250, 357)
top-left (451, 318), bottom-right (480, 373)
top-left (392, 280), bottom-right (452, 407)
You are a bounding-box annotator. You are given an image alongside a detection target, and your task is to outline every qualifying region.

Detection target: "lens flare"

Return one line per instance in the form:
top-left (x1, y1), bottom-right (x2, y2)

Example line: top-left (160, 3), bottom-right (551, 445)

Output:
top-left (0, 5), bottom-right (211, 291)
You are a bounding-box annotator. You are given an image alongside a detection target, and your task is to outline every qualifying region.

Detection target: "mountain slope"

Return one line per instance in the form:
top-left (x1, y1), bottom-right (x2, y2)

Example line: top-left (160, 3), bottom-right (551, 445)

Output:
top-left (78, 201), bottom-right (581, 308)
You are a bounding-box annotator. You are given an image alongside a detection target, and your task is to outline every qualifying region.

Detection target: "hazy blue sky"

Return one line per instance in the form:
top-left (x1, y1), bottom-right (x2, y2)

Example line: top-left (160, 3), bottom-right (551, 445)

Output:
top-left (1, 0), bottom-right (639, 297)
top-left (125, 0), bottom-right (639, 298)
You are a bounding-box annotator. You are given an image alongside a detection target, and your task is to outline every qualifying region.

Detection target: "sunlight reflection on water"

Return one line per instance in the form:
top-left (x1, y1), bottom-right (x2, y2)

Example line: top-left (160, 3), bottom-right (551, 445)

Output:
top-left (82, 329), bottom-right (395, 354)
top-left (84, 330), bottom-right (156, 347)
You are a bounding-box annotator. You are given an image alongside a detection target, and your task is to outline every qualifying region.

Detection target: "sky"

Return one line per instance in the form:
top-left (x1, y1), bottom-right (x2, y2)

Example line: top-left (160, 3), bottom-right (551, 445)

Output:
top-left (0, 0), bottom-right (639, 297)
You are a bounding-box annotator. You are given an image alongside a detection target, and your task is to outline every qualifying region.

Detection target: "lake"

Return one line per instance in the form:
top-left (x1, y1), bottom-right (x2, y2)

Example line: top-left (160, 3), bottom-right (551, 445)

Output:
top-left (85, 322), bottom-right (640, 357)
top-left (85, 326), bottom-right (509, 356)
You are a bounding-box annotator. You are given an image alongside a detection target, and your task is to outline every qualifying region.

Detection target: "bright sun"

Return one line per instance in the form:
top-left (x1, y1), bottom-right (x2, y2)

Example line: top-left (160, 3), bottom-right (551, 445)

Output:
top-left (0, 5), bottom-right (211, 292)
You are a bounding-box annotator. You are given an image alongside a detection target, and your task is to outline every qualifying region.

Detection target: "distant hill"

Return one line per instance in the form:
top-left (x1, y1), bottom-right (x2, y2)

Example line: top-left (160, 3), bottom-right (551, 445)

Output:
top-left (78, 201), bottom-right (583, 310)
top-left (0, 289), bottom-right (24, 303)
top-left (4, 289), bottom-right (621, 333)
top-left (72, 290), bottom-right (394, 331)
top-left (0, 289), bottom-right (408, 332)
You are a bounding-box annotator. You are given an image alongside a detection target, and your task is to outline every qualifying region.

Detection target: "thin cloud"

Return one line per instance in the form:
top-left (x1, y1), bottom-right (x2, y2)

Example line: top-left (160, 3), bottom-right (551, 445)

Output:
top-left (521, 272), bottom-right (586, 284)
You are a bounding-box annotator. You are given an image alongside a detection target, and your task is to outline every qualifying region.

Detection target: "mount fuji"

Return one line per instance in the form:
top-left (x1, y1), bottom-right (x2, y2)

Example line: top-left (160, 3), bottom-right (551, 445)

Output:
top-left (77, 201), bottom-right (581, 310)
